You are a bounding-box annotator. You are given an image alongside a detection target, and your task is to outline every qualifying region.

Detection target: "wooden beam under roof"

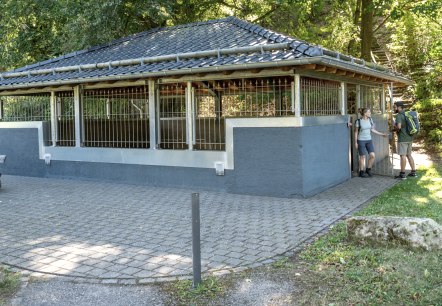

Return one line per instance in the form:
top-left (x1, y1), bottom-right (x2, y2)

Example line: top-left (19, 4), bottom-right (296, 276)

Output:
top-left (250, 68), bottom-right (263, 73)
top-left (325, 67), bottom-right (337, 74)
top-left (314, 65), bottom-right (327, 72)
top-left (336, 69), bottom-right (347, 76)
top-left (298, 63), bottom-right (317, 70)
top-left (222, 70), bottom-right (234, 75)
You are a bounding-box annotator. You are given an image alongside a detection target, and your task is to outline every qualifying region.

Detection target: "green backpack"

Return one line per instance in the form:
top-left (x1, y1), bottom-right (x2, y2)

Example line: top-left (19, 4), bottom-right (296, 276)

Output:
top-left (404, 111), bottom-right (420, 136)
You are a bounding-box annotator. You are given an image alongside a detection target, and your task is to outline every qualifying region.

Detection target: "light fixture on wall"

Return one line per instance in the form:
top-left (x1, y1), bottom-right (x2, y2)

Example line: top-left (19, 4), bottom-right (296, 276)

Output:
top-left (44, 153), bottom-right (51, 166)
top-left (215, 162), bottom-right (225, 176)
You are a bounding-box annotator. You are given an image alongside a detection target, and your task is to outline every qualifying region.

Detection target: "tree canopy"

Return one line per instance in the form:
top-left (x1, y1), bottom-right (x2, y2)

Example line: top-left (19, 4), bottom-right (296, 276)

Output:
top-left (0, 0), bottom-right (440, 98)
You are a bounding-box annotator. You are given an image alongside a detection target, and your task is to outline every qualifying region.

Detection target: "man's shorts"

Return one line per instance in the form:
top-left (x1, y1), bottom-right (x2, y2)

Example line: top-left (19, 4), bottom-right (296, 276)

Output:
top-left (397, 142), bottom-right (412, 156)
top-left (357, 140), bottom-right (375, 156)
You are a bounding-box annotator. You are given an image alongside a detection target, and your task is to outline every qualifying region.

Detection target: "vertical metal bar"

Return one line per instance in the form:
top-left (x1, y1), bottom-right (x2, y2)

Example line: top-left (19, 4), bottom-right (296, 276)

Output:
top-left (356, 85), bottom-right (361, 114)
top-left (191, 193), bottom-right (202, 288)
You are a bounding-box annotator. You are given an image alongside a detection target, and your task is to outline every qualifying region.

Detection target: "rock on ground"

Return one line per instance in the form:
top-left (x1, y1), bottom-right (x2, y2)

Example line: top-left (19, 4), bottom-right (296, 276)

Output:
top-left (347, 216), bottom-right (442, 251)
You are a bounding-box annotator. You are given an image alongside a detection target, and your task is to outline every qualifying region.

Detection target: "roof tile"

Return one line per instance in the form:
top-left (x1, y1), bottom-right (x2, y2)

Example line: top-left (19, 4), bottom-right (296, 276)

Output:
top-left (0, 17), bottom-right (397, 88)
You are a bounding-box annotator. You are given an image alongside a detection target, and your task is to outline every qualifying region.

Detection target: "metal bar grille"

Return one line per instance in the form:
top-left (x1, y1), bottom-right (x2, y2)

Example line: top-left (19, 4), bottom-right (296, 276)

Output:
top-left (158, 83), bottom-right (187, 150)
top-left (219, 78), bottom-right (292, 117)
top-left (360, 85), bottom-right (383, 114)
top-left (346, 84), bottom-right (357, 115)
top-left (300, 77), bottom-right (340, 116)
top-left (192, 77), bottom-right (292, 151)
top-left (56, 91), bottom-right (75, 146)
top-left (82, 86), bottom-right (149, 148)
top-left (0, 93), bottom-right (52, 145)
top-left (0, 94), bottom-right (51, 122)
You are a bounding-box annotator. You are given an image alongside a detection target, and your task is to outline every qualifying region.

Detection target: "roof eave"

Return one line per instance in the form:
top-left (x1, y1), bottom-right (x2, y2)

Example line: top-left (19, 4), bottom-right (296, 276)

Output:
top-left (0, 56), bottom-right (412, 92)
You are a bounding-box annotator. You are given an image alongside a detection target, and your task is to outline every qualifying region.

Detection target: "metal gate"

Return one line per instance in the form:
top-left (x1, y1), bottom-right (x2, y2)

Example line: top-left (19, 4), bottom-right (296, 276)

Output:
top-left (349, 114), bottom-right (394, 177)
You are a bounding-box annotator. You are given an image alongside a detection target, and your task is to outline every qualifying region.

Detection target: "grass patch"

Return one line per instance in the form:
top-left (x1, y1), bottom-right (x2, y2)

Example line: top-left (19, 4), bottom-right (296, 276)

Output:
top-left (271, 257), bottom-right (295, 269)
top-left (357, 164), bottom-right (442, 223)
top-left (0, 267), bottom-right (20, 305)
top-left (162, 276), bottom-right (228, 306)
top-left (296, 163), bottom-right (442, 305)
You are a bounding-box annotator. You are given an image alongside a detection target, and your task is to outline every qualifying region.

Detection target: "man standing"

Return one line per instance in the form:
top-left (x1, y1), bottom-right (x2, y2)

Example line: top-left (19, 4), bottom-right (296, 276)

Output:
top-left (393, 102), bottom-right (417, 179)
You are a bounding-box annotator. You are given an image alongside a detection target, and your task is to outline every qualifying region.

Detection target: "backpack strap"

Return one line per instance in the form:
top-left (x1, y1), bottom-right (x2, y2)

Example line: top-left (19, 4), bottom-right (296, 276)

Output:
top-left (356, 118), bottom-right (374, 133)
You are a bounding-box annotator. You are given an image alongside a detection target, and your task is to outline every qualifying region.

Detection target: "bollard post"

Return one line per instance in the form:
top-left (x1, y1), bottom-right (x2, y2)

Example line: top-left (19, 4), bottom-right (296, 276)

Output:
top-left (191, 193), bottom-right (202, 288)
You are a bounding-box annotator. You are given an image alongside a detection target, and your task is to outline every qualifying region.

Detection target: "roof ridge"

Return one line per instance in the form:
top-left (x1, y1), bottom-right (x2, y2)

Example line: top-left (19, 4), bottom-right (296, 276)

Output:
top-left (226, 17), bottom-right (323, 57)
top-left (11, 17), bottom-right (235, 74)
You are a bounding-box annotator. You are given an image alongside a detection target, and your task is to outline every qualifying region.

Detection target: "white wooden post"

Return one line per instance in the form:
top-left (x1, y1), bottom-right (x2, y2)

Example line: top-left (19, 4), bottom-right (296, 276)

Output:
top-left (294, 74), bottom-right (301, 117)
top-left (381, 84), bottom-right (386, 114)
top-left (0, 99), bottom-right (3, 120)
top-left (74, 86), bottom-right (82, 147)
top-left (50, 91), bottom-right (57, 147)
top-left (186, 81), bottom-right (194, 150)
top-left (148, 79), bottom-right (157, 149)
top-left (340, 82), bottom-right (347, 115)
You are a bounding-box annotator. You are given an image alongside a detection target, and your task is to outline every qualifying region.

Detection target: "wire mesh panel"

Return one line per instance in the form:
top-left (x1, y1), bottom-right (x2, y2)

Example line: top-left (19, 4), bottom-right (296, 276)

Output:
top-left (360, 85), bottom-right (383, 114)
top-left (0, 94), bottom-right (52, 145)
top-left (82, 86), bottom-right (149, 148)
top-left (55, 91), bottom-right (75, 146)
top-left (300, 77), bottom-right (341, 116)
top-left (158, 83), bottom-right (187, 150)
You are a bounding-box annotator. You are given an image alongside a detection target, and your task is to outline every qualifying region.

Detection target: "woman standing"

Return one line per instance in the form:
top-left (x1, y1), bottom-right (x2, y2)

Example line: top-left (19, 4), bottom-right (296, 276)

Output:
top-left (354, 108), bottom-right (388, 177)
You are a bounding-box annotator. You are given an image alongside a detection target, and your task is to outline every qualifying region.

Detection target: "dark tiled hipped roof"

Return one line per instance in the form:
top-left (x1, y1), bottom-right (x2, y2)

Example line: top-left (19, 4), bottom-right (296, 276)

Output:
top-left (0, 16), bottom-right (410, 88)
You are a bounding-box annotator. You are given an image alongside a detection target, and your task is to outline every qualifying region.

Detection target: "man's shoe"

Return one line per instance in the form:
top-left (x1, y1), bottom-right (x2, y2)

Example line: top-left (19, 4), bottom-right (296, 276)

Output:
top-left (366, 168), bottom-right (373, 177)
top-left (359, 171), bottom-right (368, 178)
top-left (407, 171), bottom-right (418, 177)
top-left (395, 173), bottom-right (407, 180)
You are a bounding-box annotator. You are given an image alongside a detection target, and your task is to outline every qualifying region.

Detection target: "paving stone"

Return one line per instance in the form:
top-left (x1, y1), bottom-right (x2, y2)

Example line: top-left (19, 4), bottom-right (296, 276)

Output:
top-left (0, 174), bottom-right (396, 282)
top-left (119, 267), bottom-right (141, 276)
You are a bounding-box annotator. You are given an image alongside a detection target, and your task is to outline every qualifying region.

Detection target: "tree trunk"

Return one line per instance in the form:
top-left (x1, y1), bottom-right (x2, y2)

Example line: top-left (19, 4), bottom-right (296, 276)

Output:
top-left (360, 0), bottom-right (374, 61)
top-left (348, 0), bottom-right (362, 55)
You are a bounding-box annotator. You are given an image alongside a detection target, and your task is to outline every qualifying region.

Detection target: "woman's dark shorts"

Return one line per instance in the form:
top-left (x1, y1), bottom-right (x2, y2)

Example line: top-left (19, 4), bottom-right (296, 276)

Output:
top-left (357, 140), bottom-right (375, 156)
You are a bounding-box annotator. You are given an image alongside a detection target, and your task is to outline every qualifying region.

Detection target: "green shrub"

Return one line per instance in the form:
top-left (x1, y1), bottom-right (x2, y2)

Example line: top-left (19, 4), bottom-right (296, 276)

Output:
top-left (414, 99), bottom-right (442, 151)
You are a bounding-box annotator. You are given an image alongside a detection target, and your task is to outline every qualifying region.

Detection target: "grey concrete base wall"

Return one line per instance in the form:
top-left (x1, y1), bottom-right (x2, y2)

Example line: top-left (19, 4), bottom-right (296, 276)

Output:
top-left (230, 127), bottom-right (303, 197)
top-left (0, 129), bottom-right (47, 177)
top-left (0, 126), bottom-right (350, 197)
top-left (301, 124), bottom-right (350, 196)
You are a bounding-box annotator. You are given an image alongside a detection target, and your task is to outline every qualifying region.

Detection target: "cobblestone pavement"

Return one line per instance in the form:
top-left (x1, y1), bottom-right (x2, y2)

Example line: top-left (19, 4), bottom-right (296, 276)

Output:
top-left (0, 175), bottom-right (397, 284)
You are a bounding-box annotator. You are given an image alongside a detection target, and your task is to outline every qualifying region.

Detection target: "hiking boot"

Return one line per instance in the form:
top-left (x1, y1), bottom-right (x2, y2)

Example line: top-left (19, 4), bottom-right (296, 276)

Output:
top-left (359, 171), bottom-right (368, 178)
top-left (407, 171), bottom-right (418, 178)
top-left (395, 172), bottom-right (407, 180)
top-left (366, 168), bottom-right (373, 177)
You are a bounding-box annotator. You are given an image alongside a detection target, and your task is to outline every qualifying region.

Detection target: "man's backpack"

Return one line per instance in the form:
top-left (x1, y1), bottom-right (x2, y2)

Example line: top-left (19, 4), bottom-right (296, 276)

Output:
top-left (404, 111), bottom-right (420, 136)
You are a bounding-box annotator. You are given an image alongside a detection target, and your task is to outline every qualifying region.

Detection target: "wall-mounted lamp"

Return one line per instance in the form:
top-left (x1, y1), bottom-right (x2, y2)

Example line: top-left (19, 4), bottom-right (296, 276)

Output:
top-left (215, 162), bottom-right (225, 176)
top-left (44, 153), bottom-right (51, 166)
